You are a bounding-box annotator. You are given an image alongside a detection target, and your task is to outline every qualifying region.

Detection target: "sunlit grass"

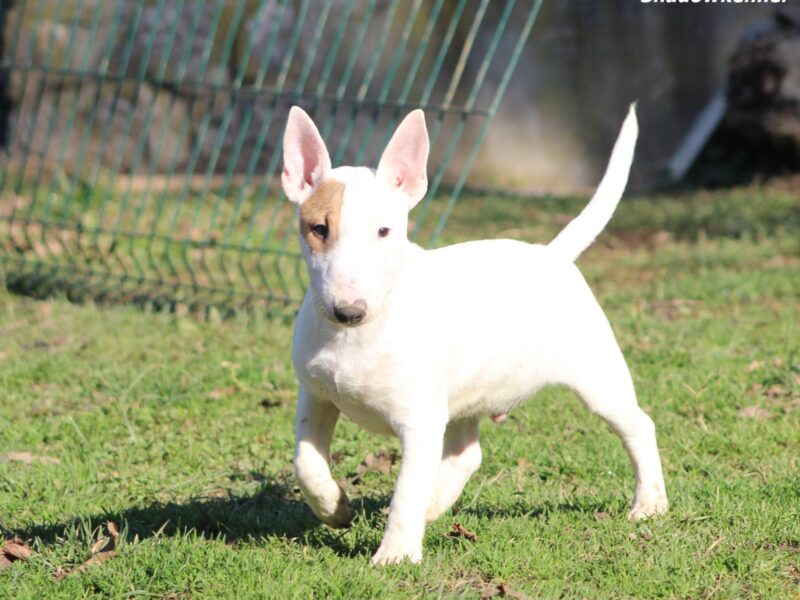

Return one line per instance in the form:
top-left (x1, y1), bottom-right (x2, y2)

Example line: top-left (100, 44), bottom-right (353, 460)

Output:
top-left (1, 185), bottom-right (798, 598)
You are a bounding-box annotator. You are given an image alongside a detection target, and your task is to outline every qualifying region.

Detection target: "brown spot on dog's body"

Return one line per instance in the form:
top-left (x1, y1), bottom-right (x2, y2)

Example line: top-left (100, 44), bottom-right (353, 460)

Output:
top-left (299, 179), bottom-right (345, 253)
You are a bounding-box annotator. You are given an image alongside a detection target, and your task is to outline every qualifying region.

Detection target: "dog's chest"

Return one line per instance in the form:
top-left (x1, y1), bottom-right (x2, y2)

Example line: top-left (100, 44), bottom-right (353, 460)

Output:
top-left (298, 340), bottom-right (400, 436)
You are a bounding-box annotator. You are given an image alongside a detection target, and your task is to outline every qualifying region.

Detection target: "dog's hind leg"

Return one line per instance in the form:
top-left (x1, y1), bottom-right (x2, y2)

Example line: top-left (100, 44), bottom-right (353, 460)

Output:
top-left (425, 417), bottom-right (482, 523)
top-left (294, 386), bottom-right (356, 528)
top-left (570, 353), bottom-right (668, 520)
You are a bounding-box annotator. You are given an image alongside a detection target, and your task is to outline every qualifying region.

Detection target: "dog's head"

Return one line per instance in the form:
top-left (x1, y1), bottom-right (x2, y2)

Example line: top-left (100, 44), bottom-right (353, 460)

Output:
top-left (282, 106), bottom-right (429, 327)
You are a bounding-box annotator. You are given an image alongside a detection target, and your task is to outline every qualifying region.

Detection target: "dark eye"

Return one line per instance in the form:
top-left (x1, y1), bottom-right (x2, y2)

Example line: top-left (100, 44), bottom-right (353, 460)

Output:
top-left (311, 224), bottom-right (328, 239)
top-left (378, 227), bottom-right (390, 238)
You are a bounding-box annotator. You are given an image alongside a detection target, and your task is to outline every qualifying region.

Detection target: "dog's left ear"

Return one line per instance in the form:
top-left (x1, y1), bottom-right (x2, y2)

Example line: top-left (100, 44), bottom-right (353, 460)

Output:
top-left (377, 109), bottom-right (429, 209)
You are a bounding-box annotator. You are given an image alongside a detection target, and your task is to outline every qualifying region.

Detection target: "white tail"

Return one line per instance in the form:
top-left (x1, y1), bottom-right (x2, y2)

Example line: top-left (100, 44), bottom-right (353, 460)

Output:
top-left (549, 104), bottom-right (639, 262)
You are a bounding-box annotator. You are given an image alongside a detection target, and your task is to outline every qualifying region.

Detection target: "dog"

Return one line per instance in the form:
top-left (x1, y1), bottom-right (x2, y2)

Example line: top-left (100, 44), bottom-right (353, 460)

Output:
top-left (282, 105), bottom-right (668, 565)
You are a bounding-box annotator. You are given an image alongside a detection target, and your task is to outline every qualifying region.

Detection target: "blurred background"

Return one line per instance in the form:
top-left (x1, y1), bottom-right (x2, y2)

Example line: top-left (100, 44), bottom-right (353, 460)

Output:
top-left (0, 0), bottom-right (798, 310)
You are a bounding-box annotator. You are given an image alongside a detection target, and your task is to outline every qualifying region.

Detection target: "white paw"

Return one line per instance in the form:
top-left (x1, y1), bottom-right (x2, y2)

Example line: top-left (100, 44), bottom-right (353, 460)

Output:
top-left (370, 537), bottom-right (422, 566)
top-left (314, 484), bottom-right (356, 528)
top-left (628, 490), bottom-right (669, 521)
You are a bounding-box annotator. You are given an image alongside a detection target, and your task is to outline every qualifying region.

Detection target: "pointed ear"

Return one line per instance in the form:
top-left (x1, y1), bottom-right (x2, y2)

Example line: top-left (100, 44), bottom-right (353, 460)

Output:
top-left (377, 109), bottom-right (429, 208)
top-left (282, 106), bottom-right (332, 203)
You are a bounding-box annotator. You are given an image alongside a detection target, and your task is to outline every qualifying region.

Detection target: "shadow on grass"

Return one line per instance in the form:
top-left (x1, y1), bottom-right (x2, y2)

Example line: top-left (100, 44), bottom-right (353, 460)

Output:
top-left (10, 476), bottom-right (392, 559)
top-left (7, 475), bottom-right (622, 560)
top-left (458, 496), bottom-right (620, 521)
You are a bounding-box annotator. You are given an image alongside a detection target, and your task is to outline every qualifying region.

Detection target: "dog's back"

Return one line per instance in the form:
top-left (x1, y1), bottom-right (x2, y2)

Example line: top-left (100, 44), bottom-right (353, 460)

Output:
top-left (400, 239), bottom-right (617, 420)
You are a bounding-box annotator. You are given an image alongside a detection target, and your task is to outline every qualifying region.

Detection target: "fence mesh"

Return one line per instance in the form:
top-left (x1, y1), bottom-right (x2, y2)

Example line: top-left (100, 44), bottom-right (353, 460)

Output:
top-left (0, 0), bottom-right (541, 313)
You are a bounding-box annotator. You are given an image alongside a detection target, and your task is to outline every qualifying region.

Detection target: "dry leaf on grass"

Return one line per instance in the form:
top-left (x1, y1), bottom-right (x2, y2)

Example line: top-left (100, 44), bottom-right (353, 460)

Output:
top-left (784, 564), bottom-right (800, 585)
top-left (0, 539), bottom-right (34, 571)
top-left (481, 582), bottom-right (528, 599)
top-left (648, 299), bottom-right (704, 321)
top-left (761, 541), bottom-right (800, 553)
top-left (353, 450), bottom-right (397, 482)
top-left (3, 451), bottom-right (60, 465)
top-left (447, 523), bottom-right (477, 541)
top-left (208, 385), bottom-right (237, 400)
top-left (746, 360), bottom-right (764, 372)
top-left (747, 357), bottom-right (786, 372)
top-left (765, 384), bottom-right (788, 399)
top-left (737, 406), bottom-right (770, 420)
top-left (53, 521), bottom-right (119, 580)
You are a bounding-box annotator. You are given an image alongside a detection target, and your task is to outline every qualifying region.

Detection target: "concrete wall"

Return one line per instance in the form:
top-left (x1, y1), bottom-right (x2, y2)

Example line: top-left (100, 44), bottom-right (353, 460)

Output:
top-left (474, 1), bottom-right (780, 192)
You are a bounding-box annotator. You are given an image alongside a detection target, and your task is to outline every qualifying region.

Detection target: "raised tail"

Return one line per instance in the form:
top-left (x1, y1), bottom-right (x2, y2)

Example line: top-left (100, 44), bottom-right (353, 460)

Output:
top-left (548, 104), bottom-right (639, 262)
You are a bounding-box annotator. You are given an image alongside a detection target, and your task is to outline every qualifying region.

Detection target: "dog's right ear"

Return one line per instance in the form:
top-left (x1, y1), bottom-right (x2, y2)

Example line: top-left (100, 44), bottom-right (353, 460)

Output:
top-left (282, 106), bottom-right (332, 203)
top-left (377, 109), bottom-right (429, 209)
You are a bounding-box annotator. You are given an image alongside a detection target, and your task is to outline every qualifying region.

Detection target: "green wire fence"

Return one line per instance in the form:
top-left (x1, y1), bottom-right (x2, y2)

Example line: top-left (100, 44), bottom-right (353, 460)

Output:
top-left (0, 0), bottom-right (541, 314)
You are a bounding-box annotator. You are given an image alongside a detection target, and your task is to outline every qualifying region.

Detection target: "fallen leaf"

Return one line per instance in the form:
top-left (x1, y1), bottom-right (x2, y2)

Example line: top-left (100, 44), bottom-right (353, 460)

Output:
top-left (515, 457), bottom-right (530, 483)
top-left (90, 537), bottom-right (107, 555)
top-left (0, 539), bottom-right (34, 571)
top-left (765, 384), bottom-right (787, 399)
top-left (762, 541), bottom-right (800, 553)
top-left (747, 358), bottom-right (785, 372)
top-left (53, 521), bottom-right (119, 580)
top-left (784, 564), bottom-right (800, 585)
top-left (209, 386), bottom-right (237, 400)
top-left (354, 450), bottom-right (397, 481)
top-left (447, 523), bottom-right (477, 541)
top-left (648, 299), bottom-right (704, 321)
top-left (737, 406), bottom-right (769, 420)
top-left (4, 452), bottom-right (60, 465)
top-left (5, 452), bottom-right (33, 464)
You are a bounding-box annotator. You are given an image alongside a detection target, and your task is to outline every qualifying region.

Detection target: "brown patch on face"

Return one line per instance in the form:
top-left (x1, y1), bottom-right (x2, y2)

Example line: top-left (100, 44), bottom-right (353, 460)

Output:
top-left (299, 179), bottom-right (345, 254)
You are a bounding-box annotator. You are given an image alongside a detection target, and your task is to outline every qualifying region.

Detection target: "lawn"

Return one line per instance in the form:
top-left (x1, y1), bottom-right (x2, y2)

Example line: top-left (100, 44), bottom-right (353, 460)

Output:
top-left (1, 185), bottom-right (798, 598)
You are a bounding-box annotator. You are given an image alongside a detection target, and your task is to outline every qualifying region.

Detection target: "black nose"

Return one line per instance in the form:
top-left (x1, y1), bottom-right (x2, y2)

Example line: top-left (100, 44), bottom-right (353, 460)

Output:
top-left (333, 300), bottom-right (367, 324)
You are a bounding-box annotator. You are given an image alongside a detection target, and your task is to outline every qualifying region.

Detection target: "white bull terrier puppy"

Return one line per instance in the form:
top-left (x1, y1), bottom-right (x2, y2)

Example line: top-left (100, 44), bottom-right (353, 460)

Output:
top-left (283, 105), bottom-right (668, 565)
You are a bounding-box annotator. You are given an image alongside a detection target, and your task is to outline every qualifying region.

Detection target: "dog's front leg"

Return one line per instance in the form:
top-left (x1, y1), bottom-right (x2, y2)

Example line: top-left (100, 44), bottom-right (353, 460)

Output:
top-left (371, 417), bottom-right (446, 565)
top-left (294, 386), bottom-right (355, 528)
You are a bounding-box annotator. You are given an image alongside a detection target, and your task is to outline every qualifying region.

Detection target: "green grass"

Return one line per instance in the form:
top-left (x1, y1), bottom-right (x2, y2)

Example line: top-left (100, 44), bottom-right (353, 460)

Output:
top-left (1, 185), bottom-right (799, 598)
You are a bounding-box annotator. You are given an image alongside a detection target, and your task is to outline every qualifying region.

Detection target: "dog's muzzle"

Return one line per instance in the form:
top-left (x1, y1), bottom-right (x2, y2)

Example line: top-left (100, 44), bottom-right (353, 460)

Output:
top-left (333, 300), bottom-right (367, 325)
